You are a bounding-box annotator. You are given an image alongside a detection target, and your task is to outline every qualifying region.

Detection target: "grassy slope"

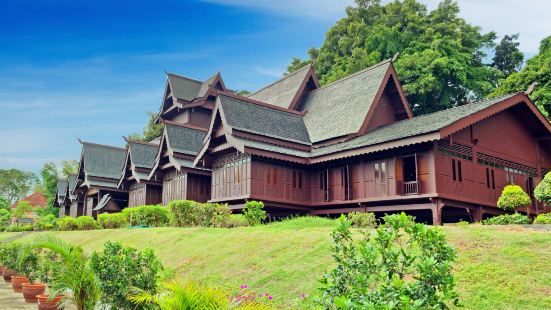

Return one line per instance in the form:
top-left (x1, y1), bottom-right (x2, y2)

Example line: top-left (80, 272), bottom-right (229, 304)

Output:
top-left (6, 219), bottom-right (551, 309)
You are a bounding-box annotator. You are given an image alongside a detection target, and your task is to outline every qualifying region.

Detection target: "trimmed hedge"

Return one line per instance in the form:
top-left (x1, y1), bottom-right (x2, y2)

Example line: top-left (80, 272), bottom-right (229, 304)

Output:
top-left (56, 216), bottom-right (78, 231)
top-left (76, 216), bottom-right (98, 230)
top-left (98, 212), bottom-right (128, 229)
top-left (122, 205), bottom-right (170, 227)
top-left (168, 200), bottom-right (232, 227)
top-left (483, 213), bottom-right (531, 225)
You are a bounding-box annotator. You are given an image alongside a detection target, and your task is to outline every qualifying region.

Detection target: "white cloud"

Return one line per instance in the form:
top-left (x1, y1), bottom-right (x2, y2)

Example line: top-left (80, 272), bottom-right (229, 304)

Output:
top-left (202, 0), bottom-right (354, 20)
top-left (254, 66), bottom-right (284, 78)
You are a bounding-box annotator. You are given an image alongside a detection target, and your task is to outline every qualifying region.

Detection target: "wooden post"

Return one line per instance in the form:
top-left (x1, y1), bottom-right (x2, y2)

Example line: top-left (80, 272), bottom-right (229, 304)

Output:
top-left (431, 200), bottom-right (442, 225)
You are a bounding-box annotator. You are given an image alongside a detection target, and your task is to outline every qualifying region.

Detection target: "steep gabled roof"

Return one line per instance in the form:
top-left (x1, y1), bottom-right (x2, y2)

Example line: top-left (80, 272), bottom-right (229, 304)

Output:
top-left (165, 123), bottom-right (207, 155)
top-left (80, 142), bottom-right (126, 181)
top-left (299, 60), bottom-right (393, 143)
top-left (247, 64), bottom-right (317, 109)
top-left (218, 94), bottom-right (311, 145)
top-left (167, 72), bottom-right (225, 102)
top-left (56, 179), bottom-right (68, 201)
top-left (10, 192), bottom-right (47, 209)
top-left (67, 173), bottom-right (77, 196)
top-left (128, 141), bottom-right (159, 169)
top-left (93, 194), bottom-right (120, 212)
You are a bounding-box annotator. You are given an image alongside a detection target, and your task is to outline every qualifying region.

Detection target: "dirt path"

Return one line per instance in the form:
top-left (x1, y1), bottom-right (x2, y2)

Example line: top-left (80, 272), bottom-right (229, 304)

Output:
top-left (0, 280), bottom-right (36, 310)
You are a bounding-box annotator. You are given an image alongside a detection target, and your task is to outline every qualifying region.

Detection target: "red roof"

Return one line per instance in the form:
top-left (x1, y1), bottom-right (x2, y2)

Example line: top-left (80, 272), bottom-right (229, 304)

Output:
top-left (10, 192), bottom-right (47, 209)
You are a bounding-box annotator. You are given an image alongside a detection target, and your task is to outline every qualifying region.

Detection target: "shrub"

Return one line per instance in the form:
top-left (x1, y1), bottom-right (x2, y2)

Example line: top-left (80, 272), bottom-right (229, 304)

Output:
top-left (90, 241), bottom-right (163, 309)
top-left (533, 213), bottom-right (551, 224)
top-left (212, 203), bottom-right (232, 228)
top-left (243, 200), bottom-right (266, 226)
top-left (168, 200), bottom-right (201, 227)
top-left (56, 216), bottom-right (78, 231)
top-left (346, 212), bottom-right (376, 227)
top-left (534, 172), bottom-right (551, 205)
top-left (97, 212), bottom-right (128, 229)
top-left (319, 213), bottom-right (458, 309)
top-left (76, 216), bottom-right (97, 230)
top-left (123, 205), bottom-right (170, 227)
top-left (36, 214), bottom-right (56, 230)
top-left (483, 213), bottom-right (531, 225)
top-left (0, 243), bottom-right (21, 270)
top-left (0, 208), bottom-right (11, 227)
top-left (37, 251), bottom-right (61, 284)
top-left (16, 249), bottom-right (40, 283)
top-left (497, 185), bottom-right (531, 211)
top-left (6, 224), bottom-right (34, 232)
top-left (225, 214), bottom-right (250, 228)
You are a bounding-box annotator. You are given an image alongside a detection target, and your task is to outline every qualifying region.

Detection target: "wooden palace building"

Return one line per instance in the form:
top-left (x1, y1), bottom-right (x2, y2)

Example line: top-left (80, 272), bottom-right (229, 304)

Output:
top-left (55, 58), bottom-right (551, 224)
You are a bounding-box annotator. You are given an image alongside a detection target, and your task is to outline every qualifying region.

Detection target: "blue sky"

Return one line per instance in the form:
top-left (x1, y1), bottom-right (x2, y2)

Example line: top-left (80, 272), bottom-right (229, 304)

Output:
top-left (1, 0), bottom-right (550, 174)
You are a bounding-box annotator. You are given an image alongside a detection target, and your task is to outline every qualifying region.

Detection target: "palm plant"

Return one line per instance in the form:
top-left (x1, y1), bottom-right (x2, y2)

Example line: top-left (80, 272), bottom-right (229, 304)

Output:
top-left (22, 235), bottom-right (101, 310)
top-left (128, 279), bottom-right (272, 310)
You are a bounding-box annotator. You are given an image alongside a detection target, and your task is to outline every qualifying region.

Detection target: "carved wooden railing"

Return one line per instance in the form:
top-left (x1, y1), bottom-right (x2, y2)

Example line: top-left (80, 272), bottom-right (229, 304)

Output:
top-left (403, 181), bottom-right (419, 195)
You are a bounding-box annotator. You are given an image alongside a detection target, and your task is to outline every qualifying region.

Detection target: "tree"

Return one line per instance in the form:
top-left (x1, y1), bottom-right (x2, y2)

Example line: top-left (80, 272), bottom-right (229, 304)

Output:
top-left (40, 162), bottom-right (59, 209)
top-left (534, 171), bottom-right (551, 205)
top-left (236, 90), bottom-right (251, 95)
top-left (492, 34), bottom-right (523, 76)
top-left (0, 169), bottom-right (37, 204)
top-left (13, 201), bottom-right (33, 218)
top-left (497, 185), bottom-right (531, 211)
top-left (129, 112), bottom-right (164, 142)
top-left (490, 35), bottom-right (551, 118)
top-left (0, 196), bottom-right (9, 211)
top-left (0, 209), bottom-right (11, 226)
top-left (61, 159), bottom-right (79, 177)
top-left (287, 0), bottom-right (501, 115)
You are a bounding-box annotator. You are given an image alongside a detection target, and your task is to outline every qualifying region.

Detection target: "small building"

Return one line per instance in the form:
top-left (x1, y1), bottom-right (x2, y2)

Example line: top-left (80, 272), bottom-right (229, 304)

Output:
top-left (73, 141), bottom-right (128, 217)
top-left (118, 140), bottom-right (163, 207)
top-left (10, 192), bottom-right (48, 224)
top-left (66, 173), bottom-right (84, 218)
top-left (54, 179), bottom-right (70, 217)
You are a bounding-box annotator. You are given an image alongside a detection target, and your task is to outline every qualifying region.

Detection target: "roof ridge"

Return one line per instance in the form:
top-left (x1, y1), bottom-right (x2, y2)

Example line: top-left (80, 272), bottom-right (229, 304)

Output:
top-left (248, 64), bottom-right (312, 96)
top-left (166, 72), bottom-right (203, 84)
top-left (306, 59), bottom-right (392, 95)
top-left (219, 92), bottom-right (305, 116)
top-left (80, 141), bottom-right (125, 151)
top-left (127, 140), bottom-right (159, 147)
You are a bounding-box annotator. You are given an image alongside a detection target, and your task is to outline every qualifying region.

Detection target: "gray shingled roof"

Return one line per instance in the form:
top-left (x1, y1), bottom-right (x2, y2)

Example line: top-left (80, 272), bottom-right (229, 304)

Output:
top-left (67, 173), bottom-right (77, 195)
top-left (247, 65), bottom-right (311, 109)
top-left (128, 142), bottom-right (158, 169)
top-left (165, 124), bottom-right (207, 155)
top-left (56, 180), bottom-right (68, 198)
top-left (300, 60), bottom-right (391, 143)
top-left (82, 143), bottom-right (127, 180)
top-left (235, 93), bottom-right (519, 158)
top-left (219, 95), bottom-right (311, 145)
top-left (168, 72), bottom-right (221, 102)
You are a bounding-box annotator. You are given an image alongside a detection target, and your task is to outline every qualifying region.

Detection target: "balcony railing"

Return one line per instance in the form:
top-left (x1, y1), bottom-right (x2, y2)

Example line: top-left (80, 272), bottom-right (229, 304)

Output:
top-left (403, 181), bottom-right (419, 195)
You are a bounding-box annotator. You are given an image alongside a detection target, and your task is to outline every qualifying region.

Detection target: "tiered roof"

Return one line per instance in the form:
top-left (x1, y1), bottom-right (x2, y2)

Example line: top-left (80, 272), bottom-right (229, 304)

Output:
top-left (76, 142), bottom-right (127, 189)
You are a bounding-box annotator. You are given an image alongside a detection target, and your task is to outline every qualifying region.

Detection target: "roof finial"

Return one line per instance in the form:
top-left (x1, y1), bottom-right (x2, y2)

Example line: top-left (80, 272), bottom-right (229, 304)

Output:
top-left (525, 82), bottom-right (538, 95)
top-left (77, 138), bottom-right (83, 144)
top-left (392, 52), bottom-right (400, 62)
top-left (122, 136), bottom-right (129, 143)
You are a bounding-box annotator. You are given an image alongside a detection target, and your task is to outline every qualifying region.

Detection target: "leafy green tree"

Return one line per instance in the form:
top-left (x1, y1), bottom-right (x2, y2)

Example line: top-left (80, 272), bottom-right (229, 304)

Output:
top-left (0, 209), bottom-right (11, 226)
top-left (490, 36), bottom-right (551, 118)
top-left (0, 196), bottom-right (9, 210)
top-left (129, 112), bottom-right (164, 142)
top-left (13, 201), bottom-right (33, 218)
top-left (287, 0), bottom-right (501, 115)
top-left (40, 162), bottom-right (59, 209)
top-left (61, 159), bottom-right (79, 177)
top-left (534, 172), bottom-right (551, 205)
top-left (0, 169), bottom-right (37, 204)
top-left (497, 185), bottom-right (531, 211)
top-left (492, 34), bottom-right (523, 76)
top-left (236, 90), bottom-right (251, 95)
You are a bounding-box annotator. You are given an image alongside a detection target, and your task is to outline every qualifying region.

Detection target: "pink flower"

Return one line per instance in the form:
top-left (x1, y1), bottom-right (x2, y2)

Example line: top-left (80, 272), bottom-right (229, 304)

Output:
top-left (240, 284), bottom-right (249, 289)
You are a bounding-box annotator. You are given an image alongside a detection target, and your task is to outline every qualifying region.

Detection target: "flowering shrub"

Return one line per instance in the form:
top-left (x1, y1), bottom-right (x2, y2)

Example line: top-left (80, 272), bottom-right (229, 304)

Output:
top-left (56, 216), bottom-right (78, 231)
top-left (76, 216), bottom-right (98, 230)
top-left (534, 172), bottom-right (551, 205)
top-left (483, 213), bottom-right (531, 225)
top-left (97, 212), bottom-right (128, 229)
top-left (497, 185), bottom-right (531, 211)
top-left (243, 200), bottom-right (267, 226)
top-left (230, 284), bottom-right (274, 307)
top-left (533, 212), bottom-right (551, 224)
top-left (319, 213), bottom-right (458, 308)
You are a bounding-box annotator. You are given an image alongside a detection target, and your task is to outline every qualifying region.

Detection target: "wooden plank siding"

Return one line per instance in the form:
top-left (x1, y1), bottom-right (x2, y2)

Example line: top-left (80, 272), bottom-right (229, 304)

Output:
top-left (162, 171), bottom-right (211, 205)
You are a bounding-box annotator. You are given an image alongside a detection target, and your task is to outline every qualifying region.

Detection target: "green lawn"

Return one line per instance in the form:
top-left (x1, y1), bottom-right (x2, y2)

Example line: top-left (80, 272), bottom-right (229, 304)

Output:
top-left (3, 218), bottom-right (551, 309)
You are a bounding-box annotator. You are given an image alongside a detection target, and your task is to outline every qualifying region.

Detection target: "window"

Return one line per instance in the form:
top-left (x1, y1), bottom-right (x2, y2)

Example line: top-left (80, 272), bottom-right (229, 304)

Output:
top-left (486, 168), bottom-right (490, 188)
top-left (319, 172), bottom-right (324, 190)
top-left (375, 162), bottom-right (387, 183)
top-left (506, 173), bottom-right (514, 185)
top-left (298, 172), bottom-right (303, 189)
top-left (266, 167), bottom-right (271, 184)
top-left (292, 171), bottom-right (296, 188)
top-left (342, 166), bottom-right (351, 200)
top-left (272, 167), bottom-right (277, 184)
top-left (491, 169), bottom-right (495, 189)
top-left (452, 159), bottom-right (457, 181)
top-left (234, 166), bottom-right (240, 184)
top-left (457, 160), bottom-right (462, 182)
